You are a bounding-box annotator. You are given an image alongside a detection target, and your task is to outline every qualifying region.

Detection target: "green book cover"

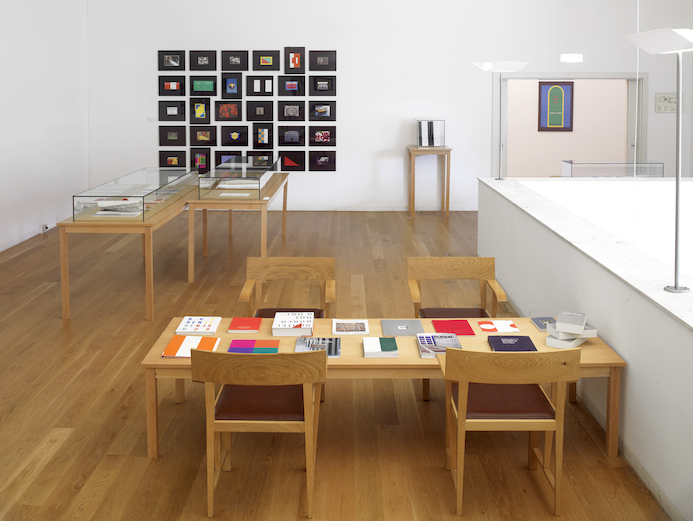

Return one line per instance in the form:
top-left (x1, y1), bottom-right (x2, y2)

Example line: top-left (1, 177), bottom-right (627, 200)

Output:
top-left (379, 337), bottom-right (397, 352)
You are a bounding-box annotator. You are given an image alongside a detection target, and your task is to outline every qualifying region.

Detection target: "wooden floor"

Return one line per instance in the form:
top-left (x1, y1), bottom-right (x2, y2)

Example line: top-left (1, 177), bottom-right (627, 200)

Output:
top-left (0, 210), bottom-right (669, 520)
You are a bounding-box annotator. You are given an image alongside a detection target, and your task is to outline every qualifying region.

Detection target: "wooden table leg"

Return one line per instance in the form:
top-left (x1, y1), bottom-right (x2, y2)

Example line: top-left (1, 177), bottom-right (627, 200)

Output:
top-left (188, 204), bottom-right (195, 283)
top-left (228, 209), bottom-right (233, 236)
top-left (445, 151), bottom-right (451, 217)
top-left (409, 152), bottom-right (415, 218)
top-left (606, 367), bottom-right (621, 457)
top-left (175, 379), bottom-right (186, 403)
top-left (282, 181), bottom-right (288, 237)
top-left (145, 368), bottom-right (159, 458)
top-left (260, 206), bottom-right (268, 257)
top-left (59, 226), bottom-right (70, 319)
top-left (568, 381), bottom-right (577, 402)
top-left (143, 229), bottom-right (154, 321)
top-left (202, 208), bottom-right (208, 257)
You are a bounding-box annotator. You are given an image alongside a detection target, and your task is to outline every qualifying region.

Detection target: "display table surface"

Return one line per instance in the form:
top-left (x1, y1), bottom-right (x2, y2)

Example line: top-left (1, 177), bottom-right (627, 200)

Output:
top-left (141, 316), bottom-right (625, 458)
top-left (407, 145), bottom-right (452, 218)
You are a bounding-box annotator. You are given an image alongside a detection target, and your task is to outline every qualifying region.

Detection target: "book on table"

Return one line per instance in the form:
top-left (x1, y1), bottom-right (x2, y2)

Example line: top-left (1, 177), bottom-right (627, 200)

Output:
top-left (381, 319), bottom-right (424, 336)
top-left (555, 311), bottom-right (587, 335)
top-left (416, 333), bottom-right (461, 358)
top-left (530, 316), bottom-right (556, 332)
top-left (162, 335), bottom-right (221, 358)
top-left (332, 319), bottom-right (369, 335)
top-left (295, 337), bottom-right (341, 358)
top-left (478, 320), bottom-right (520, 333)
top-left (226, 339), bottom-right (280, 353)
top-left (271, 312), bottom-right (314, 336)
top-left (175, 316), bottom-right (222, 335)
top-left (228, 316), bottom-right (262, 333)
top-left (363, 337), bottom-right (398, 358)
top-left (431, 319), bottom-right (475, 336)
top-left (545, 335), bottom-right (587, 349)
top-left (488, 335), bottom-right (537, 352)
top-left (547, 322), bottom-right (597, 340)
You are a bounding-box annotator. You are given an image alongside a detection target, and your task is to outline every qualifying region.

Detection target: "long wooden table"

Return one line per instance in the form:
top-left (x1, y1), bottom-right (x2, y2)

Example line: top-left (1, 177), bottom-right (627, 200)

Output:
top-left (141, 317), bottom-right (625, 458)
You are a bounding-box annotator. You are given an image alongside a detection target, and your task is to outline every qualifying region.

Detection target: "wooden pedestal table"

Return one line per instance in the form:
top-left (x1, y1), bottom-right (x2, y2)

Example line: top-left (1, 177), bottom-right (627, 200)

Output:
top-left (407, 145), bottom-right (452, 218)
top-left (187, 172), bottom-right (289, 283)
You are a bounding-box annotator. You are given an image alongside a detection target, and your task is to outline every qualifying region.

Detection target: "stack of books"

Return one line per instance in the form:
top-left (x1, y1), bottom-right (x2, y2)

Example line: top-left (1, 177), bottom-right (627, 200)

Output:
top-left (362, 337), bottom-right (398, 358)
top-left (416, 333), bottom-right (461, 358)
top-left (271, 312), bottom-right (314, 336)
top-left (546, 311), bottom-right (597, 348)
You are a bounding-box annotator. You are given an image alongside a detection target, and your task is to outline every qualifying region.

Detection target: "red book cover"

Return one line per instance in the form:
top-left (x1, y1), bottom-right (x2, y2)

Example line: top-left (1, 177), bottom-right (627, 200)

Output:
top-left (431, 320), bottom-right (475, 336)
top-left (228, 317), bottom-right (262, 333)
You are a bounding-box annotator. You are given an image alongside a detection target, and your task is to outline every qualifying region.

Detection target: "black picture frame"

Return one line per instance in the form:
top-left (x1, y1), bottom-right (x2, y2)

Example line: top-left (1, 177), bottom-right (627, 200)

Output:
top-left (538, 81), bottom-right (574, 132)
top-left (221, 126), bottom-right (249, 147)
top-left (278, 125), bottom-right (305, 146)
top-left (159, 100), bottom-right (185, 121)
top-left (190, 98), bottom-right (211, 124)
top-left (253, 123), bottom-right (274, 149)
top-left (221, 73), bottom-right (242, 99)
top-left (190, 50), bottom-right (217, 71)
top-left (216, 101), bottom-right (242, 121)
top-left (246, 76), bottom-right (273, 96)
top-left (253, 50), bottom-right (280, 71)
top-left (190, 76), bottom-right (217, 96)
top-left (278, 76), bottom-right (305, 96)
top-left (284, 47), bottom-right (306, 74)
top-left (191, 147), bottom-right (211, 173)
top-left (159, 76), bottom-right (185, 96)
top-left (158, 50), bottom-right (185, 71)
top-left (215, 150), bottom-right (242, 166)
top-left (247, 151), bottom-right (274, 167)
top-left (246, 101), bottom-right (273, 121)
top-left (190, 126), bottom-right (217, 146)
top-left (280, 151), bottom-right (305, 171)
top-left (309, 76), bottom-right (336, 96)
top-left (309, 50), bottom-right (336, 71)
top-left (221, 50), bottom-right (248, 71)
top-left (309, 151), bottom-right (336, 171)
top-left (309, 125), bottom-right (336, 146)
top-left (308, 101), bottom-right (336, 121)
top-left (159, 150), bottom-right (186, 168)
top-left (278, 101), bottom-right (305, 121)
top-left (159, 126), bottom-right (186, 146)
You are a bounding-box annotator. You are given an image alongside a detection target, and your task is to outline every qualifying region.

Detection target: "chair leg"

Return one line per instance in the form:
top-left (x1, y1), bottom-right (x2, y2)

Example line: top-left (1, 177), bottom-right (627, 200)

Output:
top-left (423, 379), bottom-right (430, 401)
top-left (445, 381), bottom-right (453, 471)
top-left (528, 431), bottom-right (539, 470)
top-left (554, 428), bottom-right (564, 515)
top-left (455, 411), bottom-right (467, 516)
top-left (207, 426), bottom-right (215, 517)
top-left (222, 432), bottom-right (232, 471)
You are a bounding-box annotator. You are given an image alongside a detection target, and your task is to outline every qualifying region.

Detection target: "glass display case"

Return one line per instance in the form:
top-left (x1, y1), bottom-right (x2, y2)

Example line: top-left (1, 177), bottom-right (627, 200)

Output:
top-left (72, 167), bottom-right (198, 221)
top-left (197, 155), bottom-right (281, 199)
top-left (561, 160), bottom-right (664, 178)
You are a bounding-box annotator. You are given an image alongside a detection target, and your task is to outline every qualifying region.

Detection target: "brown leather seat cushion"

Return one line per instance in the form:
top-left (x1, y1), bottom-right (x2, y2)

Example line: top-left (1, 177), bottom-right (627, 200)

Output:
top-left (215, 384), bottom-right (304, 421)
top-left (453, 383), bottom-right (555, 420)
top-left (419, 307), bottom-right (490, 319)
top-left (254, 308), bottom-right (325, 319)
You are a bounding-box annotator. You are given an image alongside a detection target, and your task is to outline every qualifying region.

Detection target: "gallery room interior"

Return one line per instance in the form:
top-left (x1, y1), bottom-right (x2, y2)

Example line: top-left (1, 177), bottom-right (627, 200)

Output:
top-left (0, 0), bottom-right (692, 519)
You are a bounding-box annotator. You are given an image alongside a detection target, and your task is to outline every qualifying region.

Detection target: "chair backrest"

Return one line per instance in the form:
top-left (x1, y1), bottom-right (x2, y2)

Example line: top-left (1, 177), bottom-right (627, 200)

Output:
top-left (247, 257), bottom-right (335, 282)
top-left (407, 256), bottom-right (495, 282)
top-left (191, 349), bottom-right (327, 386)
top-left (444, 348), bottom-right (581, 385)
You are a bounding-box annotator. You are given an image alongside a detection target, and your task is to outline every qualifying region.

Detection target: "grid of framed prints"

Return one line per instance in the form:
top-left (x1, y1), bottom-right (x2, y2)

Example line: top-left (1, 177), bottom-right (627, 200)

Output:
top-left (158, 48), bottom-right (336, 172)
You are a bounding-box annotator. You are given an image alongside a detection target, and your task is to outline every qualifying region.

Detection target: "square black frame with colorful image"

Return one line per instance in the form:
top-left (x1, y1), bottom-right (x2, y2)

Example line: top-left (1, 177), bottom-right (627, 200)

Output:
top-left (278, 126), bottom-right (305, 146)
top-left (221, 73), bottom-right (242, 99)
top-left (222, 50), bottom-right (249, 71)
top-left (159, 126), bottom-right (186, 146)
top-left (159, 100), bottom-right (185, 121)
top-left (190, 98), bottom-right (211, 124)
top-left (190, 126), bottom-right (217, 147)
top-left (246, 76), bottom-right (274, 96)
top-left (280, 151), bottom-right (305, 171)
top-left (252, 123), bottom-right (274, 149)
top-left (246, 101), bottom-right (273, 121)
top-left (190, 50), bottom-right (217, 71)
top-left (221, 126), bottom-right (249, 147)
top-left (191, 148), bottom-right (211, 173)
top-left (159, 76), bottom-right (185, 96)
top-left (309, 76), bottom-right (336, 96)
top-left (190, 76), bottom-right (217, 96)
top-left (278, 76), bottom-right (305, 96)
top-left (216, 101), bottom-right (242, 121)
top-left (309, 50), bottom-right (336, 71)
top-left (284, 47), bottom-right (306, 74)
top-left (309, 151), bottom-right (336, 171)
top-left (215, 150), bottom-right (243, 166)
top-left (309, 125), bottom-right (336, 146)
top-left (158, 51), bottom-right (185, 71)
top-left (253, 50), bottom-right (280, 71)
top-left (159, 150), bottom-right (186, 168)
top-left (247, 151), bottom-right (275, 167)
top-left (308, 101), bottom-right (336, 121)
top-left (278, 101), bottom-right (305, 121)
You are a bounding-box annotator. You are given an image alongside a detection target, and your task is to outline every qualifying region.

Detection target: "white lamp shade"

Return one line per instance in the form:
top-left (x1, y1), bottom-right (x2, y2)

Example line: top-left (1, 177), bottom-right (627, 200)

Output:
top-left (625, 28), bottom-right (693, 54)
top-left (473, 61), bottom-right (529, 72)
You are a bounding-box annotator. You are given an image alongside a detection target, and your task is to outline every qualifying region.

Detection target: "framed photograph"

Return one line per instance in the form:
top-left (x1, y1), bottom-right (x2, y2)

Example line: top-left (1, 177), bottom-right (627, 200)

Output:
top-left (538, 81), bottom-right (573, 131)
top-left (278, 101), bottom-right (305, 121)
top-left (246, 76), bottom-right (273, 96)
top-left (221, 126), bottom-right (249, 147)
top-left (253, 123), bottom-right (273, 149)
top-left (655, 92), bottom-right (677, 113)
top-left (159, 126), bottom-right (186, 146)
top-left (309, 76), bottom-right (336, 96)
top-left (191, 147), bottom-right (211, 173)
top-left (246, 101), bottom-right (273, 121)
top-left (309, 101), bottom-right (336, 121)
top-left (215, 150), bottom-right (242, 166)
top-left (221, 50), bottom-right (248, 71)
top-left (253, 50), bottom-right (280, 71)
top-left (159, 150), bottom-right (186, 168)
top-left (158, 50), bottom-right (185, 71)
top-left (309, 151), bottom-right (336, 171)
top-left (190, 98), bottom-right (211, 124)
top-left (309, 125), bottom-right (336, 146)
top-left (284, 47), bottom-right (305, 74)
top-left (190, 126), bottom-right (217, 146)
top-left (190, 50), bottom-right (217, 71)
top-left (216, 101), bottom-right (242, 121)
top-left (247, 151), bottom-right (274, 167)
top-left (159, 76), bottom-right (185, 96)
top-left (278, 126), bottom-right (305, 146)
top-left (221, 73), bottom-right (242, 99)
top-left (190, 76), bottom-right (217, 96)
top-left (278, 76), bottom-right (305, 96)
top-left (280, 151), bottom-right (305, 171)
top-left (159, 100), bottom-right (185, 121)
top-left (309, 50), bottom-right (336, 71)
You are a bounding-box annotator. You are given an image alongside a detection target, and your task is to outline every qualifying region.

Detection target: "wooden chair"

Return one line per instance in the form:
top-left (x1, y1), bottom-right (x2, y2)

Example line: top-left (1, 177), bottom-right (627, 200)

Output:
top-left (407, 256), bottom-right (508, 318)
top-left (438, 348), bottom-right (581, 516)
top-left (191, 349), bottom-right (327, 518)
top-left (240, 257), bottom-right (336, 318)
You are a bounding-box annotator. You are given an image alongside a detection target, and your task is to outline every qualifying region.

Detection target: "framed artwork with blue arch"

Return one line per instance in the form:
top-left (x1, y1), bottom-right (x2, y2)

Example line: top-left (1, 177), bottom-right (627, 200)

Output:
top-left (538, 81), bottom-right (573, 131)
